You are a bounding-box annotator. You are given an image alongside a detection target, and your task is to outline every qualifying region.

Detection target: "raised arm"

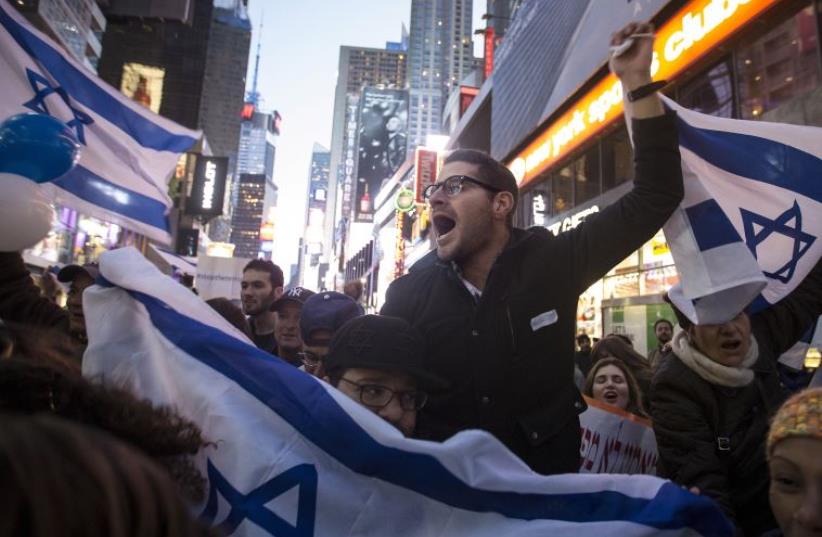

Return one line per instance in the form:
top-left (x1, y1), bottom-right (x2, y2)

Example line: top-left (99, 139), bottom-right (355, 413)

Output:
top-left (568, 22), bottom-right (684, 292)
top-left (0, 251), bottom-right (68, 330)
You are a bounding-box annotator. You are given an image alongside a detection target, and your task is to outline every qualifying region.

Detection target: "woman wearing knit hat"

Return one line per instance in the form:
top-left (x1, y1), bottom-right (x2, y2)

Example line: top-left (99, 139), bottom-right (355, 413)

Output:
top-left (767, 388), bottom-right (822, 537)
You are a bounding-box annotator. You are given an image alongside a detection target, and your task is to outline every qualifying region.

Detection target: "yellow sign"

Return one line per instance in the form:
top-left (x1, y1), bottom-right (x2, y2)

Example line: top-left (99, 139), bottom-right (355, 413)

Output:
top-left (509, 0), bottom-right (781, 188)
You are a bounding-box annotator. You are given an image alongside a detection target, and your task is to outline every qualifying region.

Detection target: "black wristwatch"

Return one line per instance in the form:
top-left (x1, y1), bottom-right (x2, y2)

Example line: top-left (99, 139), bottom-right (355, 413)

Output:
top-left (626, 80), bottom-right (667, 102)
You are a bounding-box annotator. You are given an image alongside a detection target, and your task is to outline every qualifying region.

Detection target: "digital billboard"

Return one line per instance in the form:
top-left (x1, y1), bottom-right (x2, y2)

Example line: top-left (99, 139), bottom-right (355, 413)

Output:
top-left (353, 88), bottom-right (408, 223)
top-left (120, 63), bottom-right (165, 114)
top-left (188, 156), bottom-right (228, 218)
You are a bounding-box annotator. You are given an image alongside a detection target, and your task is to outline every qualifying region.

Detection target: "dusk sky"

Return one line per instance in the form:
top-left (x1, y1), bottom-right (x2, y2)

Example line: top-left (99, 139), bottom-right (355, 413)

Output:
top-left (245, 0), bottom-right (485, 272)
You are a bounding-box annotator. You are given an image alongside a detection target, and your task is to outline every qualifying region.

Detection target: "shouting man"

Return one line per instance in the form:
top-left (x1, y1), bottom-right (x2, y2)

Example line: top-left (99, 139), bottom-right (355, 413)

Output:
top-left (381, 22), bottom-right (683, 474)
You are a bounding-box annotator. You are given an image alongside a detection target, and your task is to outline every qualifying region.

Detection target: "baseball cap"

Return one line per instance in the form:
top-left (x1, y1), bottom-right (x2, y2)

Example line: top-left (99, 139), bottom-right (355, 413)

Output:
top-left (300, 292), bottom-right (362, 346)
top-left (325, 315), bottom-right (448, 391)
top-left (57, 263), bottom-right (99, 283)
top-left (271, 286), bottom-right (315, 312)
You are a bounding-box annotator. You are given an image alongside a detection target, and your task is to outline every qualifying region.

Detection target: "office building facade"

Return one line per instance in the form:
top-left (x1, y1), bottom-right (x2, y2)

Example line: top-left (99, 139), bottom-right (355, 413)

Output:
top-left (325, 44), bottom-right (407, 277)
top-left (14, 0), bottom-right (106, 72)
top-left (406, 0), bottom-right (474, 151)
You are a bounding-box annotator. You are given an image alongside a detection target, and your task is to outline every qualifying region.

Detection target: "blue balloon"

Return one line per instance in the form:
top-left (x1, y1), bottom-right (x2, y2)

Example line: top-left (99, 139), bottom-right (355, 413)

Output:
top-left (0, 113), bottom-right (80, 183)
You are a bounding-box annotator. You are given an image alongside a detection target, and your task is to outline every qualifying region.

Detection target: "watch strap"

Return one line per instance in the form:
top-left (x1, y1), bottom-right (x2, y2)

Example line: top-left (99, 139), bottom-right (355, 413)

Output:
top-left (626, 80), bottom-right (667, 102)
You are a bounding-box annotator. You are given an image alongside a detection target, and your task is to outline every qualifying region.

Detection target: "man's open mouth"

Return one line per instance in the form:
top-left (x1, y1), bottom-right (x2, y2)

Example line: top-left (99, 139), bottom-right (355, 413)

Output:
top-left (433, 214), bottom-right (456, 238)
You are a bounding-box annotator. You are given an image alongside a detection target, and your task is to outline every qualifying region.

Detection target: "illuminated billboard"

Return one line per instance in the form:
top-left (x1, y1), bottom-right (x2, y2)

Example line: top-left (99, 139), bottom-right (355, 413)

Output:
top-left (120, 63), bottom-right (165, 114)
top-left (188, 156), bottom-right (228, 218)
top-left (509, 0), bottom-right (781, 188)
top-left (353, 88), bottom-right (409, 223)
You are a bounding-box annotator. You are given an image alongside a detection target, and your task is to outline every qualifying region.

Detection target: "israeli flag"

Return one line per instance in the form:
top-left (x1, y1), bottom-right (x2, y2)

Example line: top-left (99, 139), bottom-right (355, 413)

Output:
top-left (662, 95), bottom-right (822, 324)
top-left (0, 0), bottom-right (200, 244)
top-left (83, 248), bottom-right (732, 537)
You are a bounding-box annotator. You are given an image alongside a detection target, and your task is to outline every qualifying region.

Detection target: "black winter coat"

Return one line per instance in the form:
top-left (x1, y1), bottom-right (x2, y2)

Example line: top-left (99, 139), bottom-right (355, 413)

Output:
top-left (381, 112), bottom-right (684, 475)
top-left (651, 262), bottom-right (822, 536)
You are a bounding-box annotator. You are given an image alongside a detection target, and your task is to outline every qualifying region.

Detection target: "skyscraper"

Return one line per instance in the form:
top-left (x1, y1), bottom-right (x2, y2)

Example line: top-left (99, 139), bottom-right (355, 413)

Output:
top-left (325, 44), bottom-right (407, 273)
top-left (407, 0), bottom-right (474, 151)
top-left (300, 143), bottom-right (331, 288)
top-left (229, 173), bottom-right (267, 259)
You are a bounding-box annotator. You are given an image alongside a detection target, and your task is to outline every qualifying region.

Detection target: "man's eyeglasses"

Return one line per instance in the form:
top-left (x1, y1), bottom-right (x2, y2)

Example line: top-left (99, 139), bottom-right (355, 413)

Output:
top-left (338, 377), bottom-right (428, 411)
top-left (422, 175), bottom-right (502, 201)
top-left (298, 351), bottom-right (324, 369)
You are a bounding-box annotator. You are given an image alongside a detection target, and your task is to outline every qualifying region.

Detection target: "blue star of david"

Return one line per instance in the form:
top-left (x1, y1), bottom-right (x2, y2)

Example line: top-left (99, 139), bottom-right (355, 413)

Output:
top-left (22, 69), bottom-right (93, 145)
top-left (740, 201), bottom-right (816, 284)
top-left (199, 459), bottom-right (318, 536)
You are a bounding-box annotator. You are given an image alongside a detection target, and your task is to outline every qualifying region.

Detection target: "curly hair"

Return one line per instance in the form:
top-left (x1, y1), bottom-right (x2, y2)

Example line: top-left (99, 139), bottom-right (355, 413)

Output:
top-left (0, 414), bottom-right (220, 537)
top-left (0, 357), bottom-right (209, 502)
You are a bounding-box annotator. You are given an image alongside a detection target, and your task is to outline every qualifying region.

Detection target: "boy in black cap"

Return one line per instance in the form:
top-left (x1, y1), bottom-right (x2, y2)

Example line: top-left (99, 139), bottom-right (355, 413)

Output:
top-left (324, 315), bottom-right (447, 437)
top-left (298, 291), bottom-right (362, 378)
top-left (270, 287), bottom-right (314, 367)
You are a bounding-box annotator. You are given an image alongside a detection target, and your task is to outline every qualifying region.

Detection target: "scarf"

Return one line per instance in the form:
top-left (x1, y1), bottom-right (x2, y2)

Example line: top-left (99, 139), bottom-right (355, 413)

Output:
top-left (671, 330), bottom-right (759, 388)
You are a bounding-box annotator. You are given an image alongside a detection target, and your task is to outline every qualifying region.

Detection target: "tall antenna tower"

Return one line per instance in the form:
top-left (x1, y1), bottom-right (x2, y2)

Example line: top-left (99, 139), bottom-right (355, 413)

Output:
top-left (247, 13), bottom-right (263, 105)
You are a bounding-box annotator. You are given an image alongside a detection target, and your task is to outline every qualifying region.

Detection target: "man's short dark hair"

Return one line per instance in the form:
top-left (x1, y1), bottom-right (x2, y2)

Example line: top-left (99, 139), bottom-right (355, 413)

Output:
top-left (654, 318), bottom-right (673, 330)
top-left (243, 259), bottom-right (284, 290)
top-left (444, 149), bottom-right (518, 226)
top-left (576, 334), bottom-right (590, 344)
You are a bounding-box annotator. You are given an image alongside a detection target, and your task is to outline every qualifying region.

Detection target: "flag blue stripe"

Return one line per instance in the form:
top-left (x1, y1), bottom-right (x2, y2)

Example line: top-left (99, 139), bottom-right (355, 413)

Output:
top-left (122, 287), bottom-right (732, 537)
top-left (54, 165), bottom-right (169, 232)
top-left (0, 4), bottom-right (198, 153)
top-left (676, 116), bottom-right (822, 202)
top-left (685, 199), bottom-right (741, 252)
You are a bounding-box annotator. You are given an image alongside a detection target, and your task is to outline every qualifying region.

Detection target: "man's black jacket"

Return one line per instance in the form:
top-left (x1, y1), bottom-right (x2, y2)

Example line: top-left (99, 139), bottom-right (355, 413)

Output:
top-left (381, 112), bottom-right (683, 474)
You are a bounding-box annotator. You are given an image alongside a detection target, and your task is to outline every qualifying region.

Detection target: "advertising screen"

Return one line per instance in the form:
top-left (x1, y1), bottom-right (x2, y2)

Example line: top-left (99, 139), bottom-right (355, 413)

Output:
top-left (353, 88), bottom-right (409, 223)
top-left (188, 156), bottom-right (228, 218)
top-left (120, 63), bottom-right (165, 114)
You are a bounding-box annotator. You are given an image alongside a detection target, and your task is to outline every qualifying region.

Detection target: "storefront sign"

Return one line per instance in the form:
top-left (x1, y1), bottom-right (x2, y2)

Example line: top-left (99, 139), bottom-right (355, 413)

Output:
top-left (395, 188), bottom-right (415, 213)
top-left (579, 396), bottom-right (658, 475)
top-left (414, 148), bottom-right (439, 203)
top-left (189, 156), bottom-right (228, 218)
top-left (546, 205), bottom-right (599, 236)
top-left (531, 192), bottom-right (549, 226)
top-left (509, 0), bottom-right (780, 187)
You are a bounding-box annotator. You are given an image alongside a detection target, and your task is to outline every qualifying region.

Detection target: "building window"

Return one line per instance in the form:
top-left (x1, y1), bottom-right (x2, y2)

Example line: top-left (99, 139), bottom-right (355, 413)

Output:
top-left (552, 165), bottom-right (574, 214)
top-left (736, 4), bottom-right (820, 120)
top-left (678, 59), bottom-right (735, 117)
top-left (574, 144), bottom-right (601, 206)
top-left (600, 126), bottom-right (634, 192)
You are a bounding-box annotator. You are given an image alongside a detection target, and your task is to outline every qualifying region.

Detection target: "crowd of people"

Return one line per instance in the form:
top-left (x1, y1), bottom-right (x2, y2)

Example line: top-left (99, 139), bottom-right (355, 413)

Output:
top-left (0, 20), bottom-right (820, 537)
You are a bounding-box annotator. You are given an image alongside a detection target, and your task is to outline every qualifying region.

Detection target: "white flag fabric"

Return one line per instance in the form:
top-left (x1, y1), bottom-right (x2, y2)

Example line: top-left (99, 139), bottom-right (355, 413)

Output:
top-left (0, 0), bottom-right (200, 244)
top-left (83, 248), bottom-right (732, 537)
top-left (661, 95), bottom-right (821, 324)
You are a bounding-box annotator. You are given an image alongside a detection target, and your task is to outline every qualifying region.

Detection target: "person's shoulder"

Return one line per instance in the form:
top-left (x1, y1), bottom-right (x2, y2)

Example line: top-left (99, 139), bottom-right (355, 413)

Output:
top-left (652, 352), bottom-right (699, 388)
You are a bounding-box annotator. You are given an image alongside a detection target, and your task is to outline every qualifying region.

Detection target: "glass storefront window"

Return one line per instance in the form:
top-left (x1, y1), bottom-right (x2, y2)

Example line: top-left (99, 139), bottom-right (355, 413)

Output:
top-left (641, 229), bottom-right (674, 269)
top-left (600, 126), bottom-right (634, 192)
top-left (574, 144), bottom-right (601, 206)
top-left (552, 165), bottom-right (574, 214)
top-left (737, 4), bottom-right (820, 120)
top-left (678, 59), bottom-right (735, 117)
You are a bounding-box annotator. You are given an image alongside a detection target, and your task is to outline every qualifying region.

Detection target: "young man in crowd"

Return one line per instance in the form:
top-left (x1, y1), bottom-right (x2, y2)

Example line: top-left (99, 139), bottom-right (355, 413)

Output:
top-left (298, 291), bottom-right (362, 379)
top-left (380, 21), bottom-right (684, 474)
top-left (323, 315), bottom-right (447, 437)
top-left (240, 260), bottom-right (284, 355)
top-left (56, 263), bottom-right (98, 344)
top-left (574, 333), bottom-right (593, 377)
top-left (271, 286), bottom-right (314, 367)
top-left (647, 318), bottom-right (674, 369)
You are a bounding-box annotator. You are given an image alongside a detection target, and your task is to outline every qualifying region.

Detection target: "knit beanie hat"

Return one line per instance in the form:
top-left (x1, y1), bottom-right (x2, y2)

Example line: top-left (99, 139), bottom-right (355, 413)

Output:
top-left (767, 387), bottom-right (822, 457)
